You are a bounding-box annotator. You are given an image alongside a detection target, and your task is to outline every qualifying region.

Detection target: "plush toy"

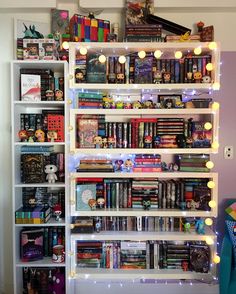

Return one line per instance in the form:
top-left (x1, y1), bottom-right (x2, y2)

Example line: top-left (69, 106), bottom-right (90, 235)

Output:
top-left (44, 164), bottom-right (58, 183)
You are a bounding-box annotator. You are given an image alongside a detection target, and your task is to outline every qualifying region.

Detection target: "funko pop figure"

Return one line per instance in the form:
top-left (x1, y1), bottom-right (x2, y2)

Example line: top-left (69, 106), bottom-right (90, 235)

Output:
top-left (116, 73), bottom-right (125, 83)
top-left (96, 198), bottom-right (105, 209)
top-left (55, 89), bottom-right (63, 101)
top-left (35, 129), bottom-right (45, 142)
top-left (102, 137), bottom-right (108, 148)
top-left (26, 129), bottom-right (35, 143)
top-left (124, 102), bottom-right (132, 109)
top-left (53, 204), bottom-right (62, 221)
top-left (123, 159), bottom-right (133, 172)
top-left (193, 71), bottom-right (202, 83)
top-left (132, 101), bottom-right (142, 109)
top-left (116, 101), bottom-right (124, 109)
top-left (88, 199), bottom-right (97, 210)
top-left (114, 159), bottom-right (123, 172)
top-left (202, 75), bottom-right (211, 83)
top-left (75, 69), bottom-right (84, 83)
top-left (27, 43), bottom-right (39, 58)
top-left (43, 43), bottom-right (54, 58)
top-left (144, 135), bottom-right (152, 148)
top-left (93, 136), bottom-right (103, 148)
top-left (143, 100), bottom-right (154, 109)
top-left (18, 130), bottom-right (28, 142)
top-left (163, 72), bottom-right (171, 83)
top-left (142, 196), bottom-right (151, 210)
top-left (46, 90), bottom-right (54, 101)
top-left (153, 70), bottom-right (162, 84)
top-left (47, 130), bottom-right (58, 142)
top-left (45, 164), bottom-right (58, 183)
top-left (108, 136), bottom-right (116, 148)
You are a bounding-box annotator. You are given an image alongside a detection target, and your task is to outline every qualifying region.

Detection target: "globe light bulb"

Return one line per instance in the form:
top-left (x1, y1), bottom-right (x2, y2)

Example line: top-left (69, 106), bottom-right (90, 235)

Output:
top-left (204, 122), bottom-right (212, 130)
top-left (118, 55), bottom-right (126, 64)
top-left (194, 47), bottom-right (202, 55)
top-left (62, 41), bottom-right (69, 50)
top-left (70, 224), bottom-right (75, 229)
top-left (79, 47), bottom-right (88, 55)
top-left (205, 237), bottom-right (214, 245)
top-left (207, 181), bottom-right (215, 189)
top-left (175, 51), bottom-right (183, 59)
top-left (213, 255), bottom-right (220, 264)
top-left (206, 161), bottom-right (214, 169)
top-left (205, 218), bottom-right (213, 226)
top-left (208, 200), bottom-right (217, 208)
top-left (99, 54), bottom-right (106, 63)
top-left (212, 102), bottom-right (220, 110)
top-left (206, 63), bottom-right (213, 71)
top-left (154, 50), bottom-right (162, 59)
top-left (212, 142), bottom-right (219, 149)
top-left (138, 50), bottom-right (146, 59)
top-left (208, 42), bottom-right (217, 50)
top-left (212, 83), bottom-right (220, 90)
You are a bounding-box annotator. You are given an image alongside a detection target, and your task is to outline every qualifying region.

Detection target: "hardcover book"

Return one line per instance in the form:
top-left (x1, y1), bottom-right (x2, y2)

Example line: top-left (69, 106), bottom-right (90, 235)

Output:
top-left (21, 74), bottom-right (41, 101)
top-left (191, 122), bottom-right (212, 148)
top-left (86, 54), bottom-right (106, 83)
top-left (77, 119), bottom-right (98, 148)
top-left (21, 154), bottom-right (45, 183)
top-left (134, 57), bottom-right (153, 84)
top-left (20, 228), bottom-right (44, 261)
top-left (76, 184), bottom-right (97, 211)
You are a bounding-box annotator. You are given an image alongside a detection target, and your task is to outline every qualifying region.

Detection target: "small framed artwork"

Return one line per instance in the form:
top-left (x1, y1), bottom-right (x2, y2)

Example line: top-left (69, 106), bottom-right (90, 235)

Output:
top-left (158, 94), bottom-right (183, 108)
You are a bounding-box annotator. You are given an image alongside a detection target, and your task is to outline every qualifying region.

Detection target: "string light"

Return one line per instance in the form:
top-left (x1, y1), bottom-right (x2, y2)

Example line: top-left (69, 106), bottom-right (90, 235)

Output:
top-left (212, 141), bottom-right (219, 149)
top-left (207, 181), bottom-right (215, 189)
top-left (175, 51), bottom-right (183, 59)
top-left (208, 42), bottom-right (217, 50)
top-left (212, 82), bottom-right (220, 90)
top-left (99, 54), bottom-right (106, 63)
top-left (79, 47), bottom-right (88, 55)
top-left (62, 41), bottom-right (69, 50)
top-left (205, 237), bottom-right (214, 245)
top-left (138, 50), bottom-right (146, 59)
top-left (68, 125), bottom-right (73, 131)
top-left (154, 50), bottom-right (162, 58)
top-left (194, 47), bottom-right (202, 55)
top-left (206, 161), bottom-right (214, 169)
top-left (205, 218), bottom-right (213, 226)
top-left (206, 63), bottom-right (213, 71)
top-left (208, 200), bottom-right (217, 208)
top-left (204, 122), bottom-right (212, 130)
top-left (212, 102), bottom-right (220, 110)
top-left (67, 99), bottom-right (72, 105)
top-left (213, 255), bottom-right (221, 264)
top-left (118, 55), bottom-right (126, 64)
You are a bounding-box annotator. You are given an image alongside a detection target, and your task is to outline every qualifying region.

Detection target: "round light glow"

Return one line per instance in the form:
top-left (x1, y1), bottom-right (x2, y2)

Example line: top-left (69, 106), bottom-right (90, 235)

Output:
top-left (207, 181), bottom-right (215, 189)
top-left (212, 142), bottom-right (219, 149)
top-left (69, 125), bottom-right (73, 131)
top-left (194, 47), bottom-right (202, 55)
top-left (205, 237), bottom-right (214, 245)
top-left (99, 54), bottom-right (106, 63)
top-left (118, 55), bottom-right (126, 64)
top-left (138, 50), bottom-right (146, 59)
top-left (212, 102), bottom-right (220, 110)
top-left (70, 271), bottom-right (76, 278)
top-left (62, 41), bottom-right (69, 50)
top-left (67, 99), bottom-right (72, 105)
top-left (206, 63), bottom-right (213, 71)
top-left (212, 83), bottom-right (220, 90)
top-left (70, 224), bottom-right (75, 229)
top-left (79, 47), bottom-right (88, 55)
top-left (208, 200), bottom-right (217, 208)
top-left (154, 50), bottom-right (162, 59)
top-left (175, 51), bottom-right (183, 59)
top-left (208, 42), bottom-right (217, 50)
top-left (204, 122), bottom-right (212, 130)
top-left (205, 218), bottom-right (213, 226)
top-left (213, 255), bottom-right (221, 264)
top-left (206, 161), bottom-right (214, 169)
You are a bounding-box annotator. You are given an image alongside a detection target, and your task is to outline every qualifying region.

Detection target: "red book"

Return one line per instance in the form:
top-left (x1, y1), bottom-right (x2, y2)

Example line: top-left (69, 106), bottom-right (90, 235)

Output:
top-left (103, 20), bottom-right (110, 42)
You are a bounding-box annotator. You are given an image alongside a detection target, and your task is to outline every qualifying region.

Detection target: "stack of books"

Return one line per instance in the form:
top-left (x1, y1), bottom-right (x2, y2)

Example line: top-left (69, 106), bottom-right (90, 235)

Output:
top-left (77, 241), bottom-right (103, 268)
top-left (125, 24), bottom-right (163, 42)
top-left (76, 159), bottom-right (114, 172)
top-left (78, 92), bottom-right (103, 109)
top-left (176, 154), bottom-right (210, 172)
top-left (120, 241), bottom-right (146, 269)
top-left (133, 154), bottom-right (162, 172)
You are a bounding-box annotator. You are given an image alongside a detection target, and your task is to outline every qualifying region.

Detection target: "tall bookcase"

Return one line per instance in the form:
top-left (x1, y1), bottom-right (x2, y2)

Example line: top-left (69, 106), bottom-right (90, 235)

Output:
top-left (67, 42), bottom-right (220, 286)
top-left (11, 60), bottom-right (69, 293)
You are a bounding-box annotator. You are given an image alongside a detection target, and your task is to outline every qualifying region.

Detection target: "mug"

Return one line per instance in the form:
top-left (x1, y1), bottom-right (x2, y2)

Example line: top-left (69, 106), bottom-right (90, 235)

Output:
top-left (52, 245), bottom-right (65, 263)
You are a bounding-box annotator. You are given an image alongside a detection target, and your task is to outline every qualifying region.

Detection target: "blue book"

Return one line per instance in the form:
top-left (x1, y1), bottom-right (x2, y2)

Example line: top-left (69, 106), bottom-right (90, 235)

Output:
top-left (76, 184), bottom-right (97, 210)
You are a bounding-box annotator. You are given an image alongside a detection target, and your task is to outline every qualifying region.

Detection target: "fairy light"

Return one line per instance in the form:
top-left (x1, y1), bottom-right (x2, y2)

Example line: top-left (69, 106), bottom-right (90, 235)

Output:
top-left (212, 141), bottom-right (219, 149)
top-left (208, 200), bottom-right (217, 208)
top-left (208, 42), bottom-right (217, 50)
top-left (69, 125), bottom-right (73, 131)
top-left (62, 41), bottom-right (69, 50)
top-left (108, 284), bottom-right (111, 288)
top-left (205, 237), bottom-right (214, 245)
top-left (79, 47), bottom-right (88, 55)
top-left (99, 54), bottom-right (106, 63)
top-left (70, 224), bottom-right (75, 229)
top-left (67, 99), bottom-right (72, 104)
top-left (118, 55), bottom-right (126, 64)
top-left (154, 50), bottom-right (162, 58)
top-left (206, 161), bottom-right (214, 169)
top-left (213, 255), bottom-right (221, 264)
top-left (138, 50), bottom-right (146, 59)
top-left (206, 63), bottom-right (213, 71)
top-left (68, 74), bottom-right (73, 80)
top-left (194, 47), bottom-right (202, 55)
top-left (175, 51), bottom-right (183, 59)
top-left (205, 218), bottom-right (213, 226)
top-left (207, 181), bottom-right (215, 189)
top-left (212, 102), bottom-right (220, 110)
top-left (120, 283), bottom-right (123, 287)
top-left (204, 122), bottom-right (212, 130)
top-left (212, 83), bottom-right (220, 90)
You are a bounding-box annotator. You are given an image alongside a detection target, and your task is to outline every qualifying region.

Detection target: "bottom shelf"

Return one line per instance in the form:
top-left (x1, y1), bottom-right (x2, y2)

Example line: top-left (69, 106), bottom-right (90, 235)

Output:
top-left (75, 268), bottom-right (214, 280)
top-left (16, 256), bottom-right (66, 267)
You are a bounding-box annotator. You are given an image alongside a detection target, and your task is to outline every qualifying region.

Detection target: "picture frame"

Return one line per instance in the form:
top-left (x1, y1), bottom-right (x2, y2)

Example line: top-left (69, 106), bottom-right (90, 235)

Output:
top-left (158, 94), bottom-right (182, 108)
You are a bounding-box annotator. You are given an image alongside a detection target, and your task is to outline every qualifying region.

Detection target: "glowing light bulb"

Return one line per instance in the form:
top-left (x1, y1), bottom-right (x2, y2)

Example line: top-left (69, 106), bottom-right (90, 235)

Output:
top-left (207, 181), bottom-right (215, 189)
top-left (206, 63), bottom-right (213, 71)
top-left (70, 199), bottom-right (75, 205)
top-left (212, 102), bottom-right (220, 110)
top-left (79, 47), bottom-right (88, 55)
top-left (206, 161), bottom-right (214, 169)
top-left (204, 122), bottom-right (212, 130)
top-left (212, 83), bottom-right (220, 90)
top-left (209, 200), bottom-right (216, 208)
top-left (208, 42), bottom-right (217, 50)
top-left (213, 255), bottom-right (220, 264)
top-left (70, 224), bottom-right (75, 229)
top-left (205, 237), bottom-right (214, 245)
top-left (67, 99), bottom-right (72, 104)
top-left (99, 54), bottom-right (106, 63)
top-left (118, 55), bottom-right (126, 64)
top-left (70, 271), bottom-right (76, 278)
top-left (175, 51), bottom-right (183, 59)
top-left (138, 50), bottom-right (146, 59)
top-left (205, 218), bottom-right (213, 226)
top-left (154, 50), bottom-right (162, 58)
top-left (212, 142), bottom-right (219, 149)
top-left (68, 125), bottom-right (73, 131)
top-left (194, 47), bottom-right (202, 55)
top-left (68, 74), bottom-right (73, 80)
top-left (62, 41), bottom-right (69, 50)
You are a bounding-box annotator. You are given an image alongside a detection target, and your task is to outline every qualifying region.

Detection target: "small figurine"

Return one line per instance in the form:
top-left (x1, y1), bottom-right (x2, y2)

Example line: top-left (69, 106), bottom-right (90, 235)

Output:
top-left (18, 130), bottom-right (28, 142)
top-left (192, 64), bottom-right (198, 73)
top-left (94, 217), bottom-right (101, 233)
top-left (161, 162), bottom-right (168, 171)
top-left (168, 163), bottom-right (174, 171)
top-left (193, 71), bottom-right (202, 83)
top-left (155, 102), bottom-right (162, 109)
top-left (173, 163), bottom-right (179, 171)
top-left (47, 130), bottom-right (58, 142)
top-left (116, 73), bottom-right (125, 84)
top-left (143, 100), bottom-right (154, 109)
top-left (132, 101), bottom-right (142, 109)
top-left (183, 221), bottom-right (191, 233)
top-left (163, 72), bottom-right (171, 83)
top-left (103, 101), bottom-right (111, 109)
top-left (27, 43), bottom-right (39, 59)
top-left (53, 204), bottom-right (62, 221)
top-left (165, 98), bottom-right (173, 109)
top-left (175, 101), bottom-right (185, 108)
top-left (176, 134), bottom-right (186, 148)
top-left (26, 129), bottom-right (35, 142)
top-left (116, 101), bottom-right (124, 109)
top-left (96, 198), bottom-right (105, 209)
top-left (124, 102), bottom-right (132, 109)
top-left (55, 89), bottom-right (63, 101)
top-left (46, 90), bottom-right (54, 101)
top-left (180, 201), bottom-right (187, 210)
top-left (195, 218), bottom-right (205, 234)
top-left (123, 159), bottom-right (133, 172)
top-left (144, 135), bottom-right (152, 148)
top-left (45, 164), bottom-right (58, 183)
top-left (153, 70), bottom-right (162, 84)
top-left (43, 42), bottom-right (54, 58)
top-left (182, 261), bottom-right (189, 271)
top-left (108, 136), bottom-right (116, 148)
top-left (114, 159), bottom-right (123, 172)
top-left (102, 137), bottom-right (108, 148)
top-left (88, 199), bottom-right (97, 210)
top-left (142, 196), bottom-right (151, 210)
top-left (202, 75), bottom-right (211, 83)
top-left (197, 21), bottom-right (205, 33)
top-left (186, 137), bottom-right (193, 148)
top-left (75, 69), bottom-right (84, 83)
top-left (35, 129), bottom-right (45, 142)
top-left (93, 136), bottom-right (103, 148)
top-left (186, 72), bottom-right (193, 83)
top-left (154, 136), bottom-right (161, 148)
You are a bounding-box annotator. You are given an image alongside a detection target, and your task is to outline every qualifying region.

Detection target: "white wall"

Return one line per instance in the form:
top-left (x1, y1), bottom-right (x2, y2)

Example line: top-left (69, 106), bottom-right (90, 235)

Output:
top-left (0, 2), bottom-right (235, 293)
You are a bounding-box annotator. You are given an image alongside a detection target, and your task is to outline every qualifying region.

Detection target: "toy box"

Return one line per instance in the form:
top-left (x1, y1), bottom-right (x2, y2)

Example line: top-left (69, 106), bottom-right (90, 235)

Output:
top-left (23, 39), bottom-right (57, 60)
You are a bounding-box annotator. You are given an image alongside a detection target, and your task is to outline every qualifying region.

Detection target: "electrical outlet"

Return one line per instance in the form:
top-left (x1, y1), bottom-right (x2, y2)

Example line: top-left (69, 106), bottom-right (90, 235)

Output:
top-left (224, 146), bottom-right (234, 159)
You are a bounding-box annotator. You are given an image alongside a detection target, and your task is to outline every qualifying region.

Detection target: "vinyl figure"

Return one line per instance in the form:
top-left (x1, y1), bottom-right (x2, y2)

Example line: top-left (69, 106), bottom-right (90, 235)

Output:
top-left (53, 204), bottom-right (62, 221)
top-left (108, 136), bottom-right (116, 148)
top-left (35, 129), bottom-right (45, 142)
top-left (26, 129), bottom-right (35, 142)
top-left (193, 71), bottom-right (202, 83)
top-left (96, 198), bottom-right (105, 209)
top-left (88, 199), bottom-right (97, 210)
top-left (43, 43), bottom-right (54, 58)
top-left (153, 70), bottom-right (162, 84)
top-left (163, 72), bottom-right (171, 83)
top-left (142, 196), bottom-right (151, 210)
top-left (124, 102), bottom-right (132, 109)
top-left (114, 159), bottom-right (123, 172)
top-left (75, 69), bottom-right (84, 83)
top-left (47, 130), bottom-right (58, 142)
top-left (45, 164), bottom-right (58, 183)
top-left (143, 100), bottom-right (154, 109)
top-left (18, 130), bottom-right (28, 142)
top-left (102, 137), bottom-right (108, 148)
top-left (93, 136), bottom-right (103, 148)
top-left (182, 261), bottom-right (189, 271)
top-left (202, 75), bottom-right (211, 83)
top-left (195, 218), bottom-right (205, 234)
top-left (132, 101), bottom-right (142, 109)
top-left (123, 159), bottom-right (133, 172)
top-left (144, 135), bottom-right (152, 148)
top-left (55, 89), bottom-right (63, 101)
top-left (116, 73), bottom-right (125, 84)
top-left (46, 90), bottom-right (54, 101)
top-left (116, 101), bottom-right (124, 109)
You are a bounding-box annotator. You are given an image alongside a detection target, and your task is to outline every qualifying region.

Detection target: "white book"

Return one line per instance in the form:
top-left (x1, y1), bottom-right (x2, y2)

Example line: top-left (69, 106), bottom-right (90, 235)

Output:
top-left (21, 74), bottom-right (41, 101)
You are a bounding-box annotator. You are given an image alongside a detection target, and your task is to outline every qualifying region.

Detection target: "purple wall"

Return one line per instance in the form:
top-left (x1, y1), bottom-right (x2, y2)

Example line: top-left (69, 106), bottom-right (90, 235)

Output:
top-left (213, 52), bottom-right (236, 245)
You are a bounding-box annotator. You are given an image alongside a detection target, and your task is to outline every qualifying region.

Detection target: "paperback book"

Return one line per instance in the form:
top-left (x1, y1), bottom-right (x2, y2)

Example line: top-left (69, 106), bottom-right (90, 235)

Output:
top-left (21, 74), bottom-right (41, 101)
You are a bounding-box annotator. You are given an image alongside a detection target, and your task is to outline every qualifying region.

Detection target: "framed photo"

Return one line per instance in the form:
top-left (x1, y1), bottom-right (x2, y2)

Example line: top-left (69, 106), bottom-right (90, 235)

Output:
top-left (158, 94), bottom-right (182, 108)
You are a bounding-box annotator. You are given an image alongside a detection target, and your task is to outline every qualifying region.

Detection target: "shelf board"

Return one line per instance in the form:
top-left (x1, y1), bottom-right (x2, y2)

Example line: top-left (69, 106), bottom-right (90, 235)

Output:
top-left (15, 182), bottom-right (65, 188)
top-left (75, 268), bottom-right (213, 280)
top-left (14, 101), bottom-right (65, 107)
top-left (16, 257), bottom-right (65, 267)
top-left (15, 142), bottom-right (65, 146)
top-left (72, 208), bottom-right (215, 218)
top-left (15, 218), bottom-right (66, 227)
top-left (71, 148), bottom-right (216, 155)
top-left (71, 228), bottom-right (215, 242)
top-left (72, 108), bottom-right (215, 115)
top-left (71, 172), bottom-right (216, 179)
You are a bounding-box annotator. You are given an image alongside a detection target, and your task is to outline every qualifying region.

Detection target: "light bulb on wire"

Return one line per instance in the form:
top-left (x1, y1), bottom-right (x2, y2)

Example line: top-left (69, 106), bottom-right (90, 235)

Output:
top-left (207, 181), bottom-right (215, 189)
top-left (62, 41), bottom-right (69, 50)
top-left (208, 42), bottom-right (217, 50)
top-left (79, 47), bottom-right (88, 55)
top-left (99, 54), bottom-right (106, 63)
top-left (204, 122), bottom-right (212, 130)
top-left (194, 47), bottom-right (202, 55)
top-left (138, 50), bottom-right (146, 59)
top-left (206, 161), bottom-right (214, 169)
top-left (208, 200), bottom-right (217, 208)
top-left (205, 218), bottom-right (213, 226)
top-left (175, 51), bottom-right (183, 59)
top-left (118, 55), bottom-right (126, 64)
top-left (154, 50), bottom-right (162, 59)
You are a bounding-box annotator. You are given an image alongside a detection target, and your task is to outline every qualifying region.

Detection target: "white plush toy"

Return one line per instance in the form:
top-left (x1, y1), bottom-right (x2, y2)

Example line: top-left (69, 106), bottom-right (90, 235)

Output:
top-left (45, 164), bottom-right (58, 183)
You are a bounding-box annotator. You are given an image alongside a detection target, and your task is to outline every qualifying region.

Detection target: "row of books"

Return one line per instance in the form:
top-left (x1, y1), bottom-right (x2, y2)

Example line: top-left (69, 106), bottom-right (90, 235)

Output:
top-left (76, 115), bottom-right (212, 149)
top-left (15, 206), bottom-right (51, 224)
top-left (124, 24), bottom-right (163, 42)
top-left (77, 92), bottom-right (103, 109)
top-left (176, 154), bottom-right (210, 172)
top-left (20, 227), bottom-right (65, 261)
top-left (77, 240), bottom-right (209, 272)
top-left (133, 154), bottom-right (162, 172)
top-left (75, 178), bottom-right (211, 211)
top-left (71, 216), bottom-right (200, 233)
top-left (20, 68), bottom-right (64, 101)
top-left (74, 52), bottom-right (212, 84)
